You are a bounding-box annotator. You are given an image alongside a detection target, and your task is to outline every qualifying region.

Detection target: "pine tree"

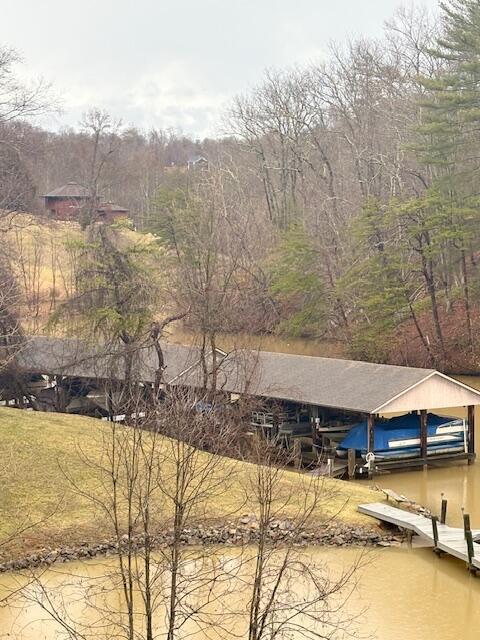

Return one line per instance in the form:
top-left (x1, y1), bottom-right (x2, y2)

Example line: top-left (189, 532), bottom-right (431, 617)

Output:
top-left (268, 225), bottom-right (327, 337)
top-left (417, 0), bottom-right (480, 352)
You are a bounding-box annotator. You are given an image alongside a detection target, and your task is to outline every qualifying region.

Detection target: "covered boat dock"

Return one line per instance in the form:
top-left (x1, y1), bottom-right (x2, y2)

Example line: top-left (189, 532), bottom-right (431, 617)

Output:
top-left (4, 337), bottom-right (480, 475)
top-left (215, 350), bottom-right (480, 474)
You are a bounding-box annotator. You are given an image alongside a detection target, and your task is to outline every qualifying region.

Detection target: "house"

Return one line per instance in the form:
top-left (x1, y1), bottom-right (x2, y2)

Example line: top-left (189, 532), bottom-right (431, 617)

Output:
top-left (97, 201), bottom-right (130, 223)
top-left (43, 182), bottom-right (91, 219)
top-left (187, 155), bottom-right (208, 170)
top-left (43, 183), bottom-right (129, 223)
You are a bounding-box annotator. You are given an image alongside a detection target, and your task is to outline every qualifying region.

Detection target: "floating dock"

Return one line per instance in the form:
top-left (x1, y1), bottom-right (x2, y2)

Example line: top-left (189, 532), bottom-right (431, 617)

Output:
top-left (359, 502), bottom-right (480, 573)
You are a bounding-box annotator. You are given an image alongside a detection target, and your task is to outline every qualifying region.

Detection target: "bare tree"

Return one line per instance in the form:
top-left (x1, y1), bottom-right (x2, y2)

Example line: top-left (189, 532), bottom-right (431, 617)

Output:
top-left (0, 45), bottom-right (54, 226)
top-left (79, 108), bottom-right (123, 226)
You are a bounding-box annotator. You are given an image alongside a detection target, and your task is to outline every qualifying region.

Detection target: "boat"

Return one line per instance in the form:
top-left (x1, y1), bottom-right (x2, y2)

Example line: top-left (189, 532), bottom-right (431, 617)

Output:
top-left (336, 413), bottom-right (466, 461)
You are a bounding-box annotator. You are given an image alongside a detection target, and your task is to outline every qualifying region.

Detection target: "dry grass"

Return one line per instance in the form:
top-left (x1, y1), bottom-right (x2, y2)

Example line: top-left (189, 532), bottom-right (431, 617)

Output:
top-left (1, 213), bottom-right (158, 330)
top-left (0, 408), bottom-right (379, 558)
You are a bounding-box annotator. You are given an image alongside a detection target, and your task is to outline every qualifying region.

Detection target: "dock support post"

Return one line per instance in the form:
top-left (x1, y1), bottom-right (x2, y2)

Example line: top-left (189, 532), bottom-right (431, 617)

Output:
top-left (468, 405), bottom-right (475, 463)
top-left (293, 439), bottom-right (302, 470)
top-left (431, 515), bottom-right (439, 552)
top-left (440, 494), bottom-right (447, 525)
top-left (367, 415), bottom-right (375, 479)
top-left (347, 448), bottom-right (356, 479)
top-left (466, 530), bottom-right (476, 573)
top-left (311, 406), bottom-right (319, 453)
top-left (420, 410), bottom-right (428, 464)
top-left (463, 510), bottom-right (477, 573)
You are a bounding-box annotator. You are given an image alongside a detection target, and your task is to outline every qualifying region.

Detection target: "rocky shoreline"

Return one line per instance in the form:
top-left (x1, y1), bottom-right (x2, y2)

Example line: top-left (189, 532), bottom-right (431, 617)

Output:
top-left (0, 515), bottom-right (404, 573)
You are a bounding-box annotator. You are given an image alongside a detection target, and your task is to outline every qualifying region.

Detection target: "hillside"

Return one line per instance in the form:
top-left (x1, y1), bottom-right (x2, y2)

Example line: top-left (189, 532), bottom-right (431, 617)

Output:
top-left (1, 213), bottom-right (155, 331)
top-left (0, 407), bottom-right (378, 558)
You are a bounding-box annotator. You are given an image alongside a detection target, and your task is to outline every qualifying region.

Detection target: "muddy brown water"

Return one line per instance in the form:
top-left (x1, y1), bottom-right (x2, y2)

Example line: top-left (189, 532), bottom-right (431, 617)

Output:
top-left (1, 546), bottom-right (480, 640)
top-left (2, 334), bottom-right (480, 639)
top-left (373, 375), bottom-right (480, 528)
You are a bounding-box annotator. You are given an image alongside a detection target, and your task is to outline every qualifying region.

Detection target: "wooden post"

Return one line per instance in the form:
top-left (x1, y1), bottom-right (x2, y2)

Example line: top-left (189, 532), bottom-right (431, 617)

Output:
top-left (431, 515), bottom-right (439, 547)
top-left (54, 375), bottom-right (59, 410)
top-left (466, 530), bottom-right (475, 572)
top-left (347, 448), bottom-right (356, 479)
top-left (440, 494), bottom-right (447, 525)
top-left (463, 512), bottom-right (471, 539)
top-left (293, 439), bottom-right (302, 470)
top-left (367, 414), bottom-right (375, 454)
top-left (420, 409), bottom-right (428, 463)
top-left (468, 405), bottom-right (475, 462)
top-left (271, 413), bottom-right (279, 443)
top-left (311, 406), bottom-right (319, 452)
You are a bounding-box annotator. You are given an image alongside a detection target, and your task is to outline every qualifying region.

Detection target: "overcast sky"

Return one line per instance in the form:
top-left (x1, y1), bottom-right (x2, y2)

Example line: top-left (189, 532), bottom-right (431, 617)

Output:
top-left (3, 0), bottom-right (439, 137)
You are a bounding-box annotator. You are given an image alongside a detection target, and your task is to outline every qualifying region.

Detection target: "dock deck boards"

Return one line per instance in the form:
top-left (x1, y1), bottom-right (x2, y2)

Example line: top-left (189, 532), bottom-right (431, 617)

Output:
top-left (358, 502), bottom-right (480, 570)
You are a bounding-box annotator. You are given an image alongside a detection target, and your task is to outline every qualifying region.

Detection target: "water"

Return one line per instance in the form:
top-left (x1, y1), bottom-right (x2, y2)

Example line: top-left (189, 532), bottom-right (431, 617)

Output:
top-left (170, 328), bottom-right (347, 359)
top-left (1, 546), bottom-right (479, 640)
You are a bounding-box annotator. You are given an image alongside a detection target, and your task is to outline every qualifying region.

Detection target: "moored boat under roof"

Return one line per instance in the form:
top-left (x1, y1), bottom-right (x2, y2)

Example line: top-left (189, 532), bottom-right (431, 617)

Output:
top-left (337, 413), bottom-right (466, 461)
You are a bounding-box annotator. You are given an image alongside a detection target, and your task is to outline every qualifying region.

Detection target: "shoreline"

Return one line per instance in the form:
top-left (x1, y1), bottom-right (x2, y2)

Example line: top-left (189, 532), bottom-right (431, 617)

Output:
top-left (0, 517), bottom-right (404, 573)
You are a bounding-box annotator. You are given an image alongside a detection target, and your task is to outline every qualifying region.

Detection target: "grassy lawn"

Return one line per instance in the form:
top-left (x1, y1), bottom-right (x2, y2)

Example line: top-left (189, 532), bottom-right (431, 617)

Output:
top-left (0, 407), bottom-right (379, 558)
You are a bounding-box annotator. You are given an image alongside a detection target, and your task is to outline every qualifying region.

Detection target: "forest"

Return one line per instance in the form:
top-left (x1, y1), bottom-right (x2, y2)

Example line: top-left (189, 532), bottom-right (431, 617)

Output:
top-left (2, 1), bottom-right (480, 373)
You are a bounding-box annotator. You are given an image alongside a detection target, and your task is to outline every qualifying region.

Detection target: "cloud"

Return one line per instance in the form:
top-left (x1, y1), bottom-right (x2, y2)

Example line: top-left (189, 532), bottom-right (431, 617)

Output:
top-left (1, 0), bottom-right (440, 136)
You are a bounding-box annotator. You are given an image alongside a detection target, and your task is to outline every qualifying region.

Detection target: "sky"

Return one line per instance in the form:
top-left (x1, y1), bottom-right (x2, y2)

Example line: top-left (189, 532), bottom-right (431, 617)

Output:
top-left (3, 0), bottom-right (440, 138)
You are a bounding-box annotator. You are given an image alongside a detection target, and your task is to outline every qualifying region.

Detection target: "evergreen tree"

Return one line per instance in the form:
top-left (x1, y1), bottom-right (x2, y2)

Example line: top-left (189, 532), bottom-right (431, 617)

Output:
top-left (268, 225), bottom-right (326, 337)
top-left (339, 199), bottom-right (407, 361)
top-left (417, 0), bottom-right (480, 352)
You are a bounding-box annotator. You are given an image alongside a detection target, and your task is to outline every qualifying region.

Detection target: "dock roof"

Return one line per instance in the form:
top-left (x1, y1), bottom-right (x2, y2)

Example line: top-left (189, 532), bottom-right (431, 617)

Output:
top-left (14, 337), bottom-right (480, 414)
top-left (16, 336), bottom-right (204, 384)
top-left (214, 350), bottom-right (480, 413)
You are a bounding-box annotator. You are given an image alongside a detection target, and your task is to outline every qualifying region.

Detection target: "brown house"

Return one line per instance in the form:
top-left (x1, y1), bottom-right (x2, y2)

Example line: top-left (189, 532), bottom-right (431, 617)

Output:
top-left (43, 182), bottom-right (129, 222)
top-left (97, 201), bottom-right (130, 223)
top-left (43, 182), bottom-right (92, 219)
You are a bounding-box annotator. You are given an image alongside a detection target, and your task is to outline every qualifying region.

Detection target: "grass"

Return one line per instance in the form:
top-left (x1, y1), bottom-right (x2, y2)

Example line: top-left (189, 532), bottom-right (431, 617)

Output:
top-left (1, 213), bottom-right (157, 330)
top-left (0, 407), bottom-right (379, 558)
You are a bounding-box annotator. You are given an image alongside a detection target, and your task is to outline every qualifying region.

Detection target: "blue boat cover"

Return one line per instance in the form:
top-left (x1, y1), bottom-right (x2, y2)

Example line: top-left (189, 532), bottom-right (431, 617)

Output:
top-left (337, 413), bottom-right (461, 453)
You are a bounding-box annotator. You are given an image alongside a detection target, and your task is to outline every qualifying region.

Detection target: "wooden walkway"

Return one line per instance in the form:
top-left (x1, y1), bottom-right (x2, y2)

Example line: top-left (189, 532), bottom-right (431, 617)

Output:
top-left (359, 502), bottom-right (480, 572)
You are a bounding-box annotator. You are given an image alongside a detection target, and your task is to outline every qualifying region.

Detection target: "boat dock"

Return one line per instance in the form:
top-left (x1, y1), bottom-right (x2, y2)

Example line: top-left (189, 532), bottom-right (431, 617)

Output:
top-left (359, 501), bottom-right (480, 573)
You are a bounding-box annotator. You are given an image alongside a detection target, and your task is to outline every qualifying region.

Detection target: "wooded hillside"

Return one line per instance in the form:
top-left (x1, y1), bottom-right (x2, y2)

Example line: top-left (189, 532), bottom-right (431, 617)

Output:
top-left (3, 2), bottom-right (480, 372)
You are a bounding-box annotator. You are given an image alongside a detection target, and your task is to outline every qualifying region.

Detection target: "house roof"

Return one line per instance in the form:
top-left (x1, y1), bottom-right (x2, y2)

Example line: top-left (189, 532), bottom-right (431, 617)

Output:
top-left (97, 201), bottom-right (129, 213)
top-left (187, 155), bottom-right (208, 165)
top-left (43, 182), bottom-right (90, 199)
top-left (15, 337), bottom-right (480, 414)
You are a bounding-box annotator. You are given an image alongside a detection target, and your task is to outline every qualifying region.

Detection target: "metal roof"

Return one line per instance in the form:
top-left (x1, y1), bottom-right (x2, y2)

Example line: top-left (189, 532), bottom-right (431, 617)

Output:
top-left (210, 350), bottom-right (480, 413)
top-left (188, 155), bottom-right (208, 164)
top-left (43, 182), bottom-right (91, 199)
